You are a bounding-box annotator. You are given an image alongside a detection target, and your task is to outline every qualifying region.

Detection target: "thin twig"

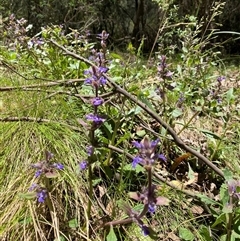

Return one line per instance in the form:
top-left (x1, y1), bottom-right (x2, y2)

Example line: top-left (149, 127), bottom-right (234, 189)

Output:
top-left (0, 78), bottom-right (84, 91)
top-left (1, 60), bottom-right (30, 80)
top-left (0, 116), bottom-right (82, 132)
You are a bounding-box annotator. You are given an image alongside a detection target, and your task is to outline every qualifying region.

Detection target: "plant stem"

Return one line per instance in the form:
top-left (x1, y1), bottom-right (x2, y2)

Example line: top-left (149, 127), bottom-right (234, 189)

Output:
top-left (226, 196), bottom-right (233, 241)
top-left (87, 162), bottom-right (93, 220)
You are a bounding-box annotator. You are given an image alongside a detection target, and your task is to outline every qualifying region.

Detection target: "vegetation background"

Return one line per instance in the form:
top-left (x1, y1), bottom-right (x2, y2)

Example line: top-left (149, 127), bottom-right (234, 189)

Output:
top-left (0, 1), bottom-right (240, 241)
top-left (0, 0), bottom-right (240, 53)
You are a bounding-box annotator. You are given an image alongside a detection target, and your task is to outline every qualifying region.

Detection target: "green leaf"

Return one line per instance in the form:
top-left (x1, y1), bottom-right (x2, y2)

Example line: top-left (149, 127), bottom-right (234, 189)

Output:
top-left (116, 132), bottom-right (131, 146)
top-left (219, 184), bottom-right (229, 205)
top-left (68, 218), bottom-right (78, 229)
top-left (222, 203), bottom-right (233, 214)
top-left (106, 226), bottom-right (118, 241)
top-left (211, 213), bottom-right (226, 228)
top-left (102, 122), bottom-right (113, 138)
top-left (18, 192), bottom-right (36, 200)
top-left (223, 168), bottom-right (233, 181)
top-left (179, 227), bottom-right (194, 240)
top-left (199, 225), bottom-right (212, 241)
top-left (136, 130), bottom-right (146, 137)
top-left (231, 230), bottom-right (240, 240)
top-left (187, 163), bottom-right (195, 181)
top-left (137, 93), bottom-right (155, 111)
top-left (172, 108), bottom-right (183, 118)
top-left (226, 87), bottom-right (234, 102)
top-left (220, 234), bottom-right (227, 241)
top-left (197, 194), bottom-right (219, 205)
top-left (54, 236), bottom-right (66, 241)
top-left (123, 163), bottom-right (145, 173)
top-left (199, 129), bottom-right (221, 140)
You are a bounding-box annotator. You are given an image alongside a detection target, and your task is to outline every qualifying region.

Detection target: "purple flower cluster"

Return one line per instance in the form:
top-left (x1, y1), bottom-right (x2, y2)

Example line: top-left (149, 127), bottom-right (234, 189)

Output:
top-left (85, 114), bottom-right (106, 126)
top-left (84, 66), bottom-right (108, 87)
top-left (31, 151), bottom-right (64, 178)
top-left (27, 37), bottom-right (44, 49)
top-left (79, 160), bottom-right (88, 170)
top-left (129, 184), bottom-right (169, 214)
top-left (217, 76), bottom-right (226, 83)
top-left (29, 184), bottom-right (48, 203)
top-left (132, 136), bottom-right (166, 168)
top-left (158, 55), bottom-right (173, 79)
top-left (228, 179), bottom-right (240, 199)
top-left (80, 31), bottom-right (110, 171)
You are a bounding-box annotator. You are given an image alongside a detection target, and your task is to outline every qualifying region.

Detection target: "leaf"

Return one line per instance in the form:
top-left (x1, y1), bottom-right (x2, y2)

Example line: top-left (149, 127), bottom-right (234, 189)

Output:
top-left (45, 171), bottom-right (58, 178)
top-left (219, 184), bottom-right (229, 205)
top-left (18, 192), bottom-right (36, 200)
top-left (170, 153), bottom-right (191, 172)
top-left (137, 93), bottom-right (155, 111)
top-left (106, 226), bottom-right (117, 241)
top-left (129, 192), bottom-right (140, 201)
top-left (191, 205), bottom-right (204, 214)
top-left (179, 227), bottom-right (194, 241)
top-left (68, 219), bottom-right (78, 229)
top-left (197, 194), bottom-right (219, 205)
top-left (54, 236), bottom-right (66, 241)
top-left (172, 108), bottom-right (183, 118)
top-left (222, 203), bottom-right (233, 214)
top-left (199, 225), bottom-right (212, 241)
top-left (226, 87), bottom-right (234, 102)
top-left (231, 230), bottom-right (240, 240)
top-left (136, 130), bottom-right (146, 137)
top-left (156, 196), bottom-right (170, 206)
top-left (169, 180), bottom-right (185, 189)
top-left (123, 163), bottom-right (145, 173)
top-left (102, 122), bottom-right (113, 138)
top-left (199, 129), bottom-right (221, 140)
top-left (187, 163), bottom-right (195, 181)
top-left (211, 213), bottom-right (226, 228)
top-left (223, 168), bottom-right (233, 181)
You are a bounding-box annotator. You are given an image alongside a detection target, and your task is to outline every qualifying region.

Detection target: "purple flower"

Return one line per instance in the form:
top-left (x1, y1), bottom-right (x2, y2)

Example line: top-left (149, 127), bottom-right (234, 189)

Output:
top-left (132, 141), bottom-right (143, 149)
top-left (132, 136), bottom-right (164, 167)
top-left (132, 156), bottom-right (143, 168)
top-left (97, 31), bottom-right (109, 41)
top-left (158, 55), bottom-right (173, 79)
top-left (37, 189), bottom-right (47, 203)
top-left (91, 97), bottom-right (104, 106)
top-left (98, 66), bottom-right (108, 74)
top-left (35, 169), bottom-right (43, 178)
top-left (217, 76), bottom-right (226, 83)
top-left (141, 225), bottom-right (150, 236)
top-left (150, 139), bottom-right (160, 148)
top-left (53, 163), bottom-right (64, 170)
top-left (86, 146), bottom-right (94, 156)
top-left (133, 138), bottom-right (159, 149)
top-left (29, 183), bottom-right (38, 191)
top-left (80, 160), bottom-right (88, 170)
top-left (86, 113), bottom-right (106, 125)
top-left (84, 66), bottom-right (108, 87)
top-left (157, 153), bottom-right (167, 162)
top-left (228, 179), bottom-right (240, 199)
top-left (99, 76), bottom-right (107, 85)
top-left (148, 202), bottom-right (156, 213)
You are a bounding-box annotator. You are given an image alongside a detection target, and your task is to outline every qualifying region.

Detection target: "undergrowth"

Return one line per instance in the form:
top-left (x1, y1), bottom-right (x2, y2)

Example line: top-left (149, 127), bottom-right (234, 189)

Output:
top-left (0, 3), bottom-right (240, 241)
